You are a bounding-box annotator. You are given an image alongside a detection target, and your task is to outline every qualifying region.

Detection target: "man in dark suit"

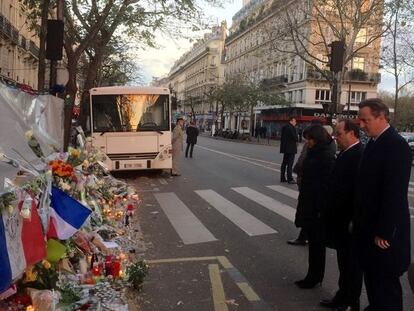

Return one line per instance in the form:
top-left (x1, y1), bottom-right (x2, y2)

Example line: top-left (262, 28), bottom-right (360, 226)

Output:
top-left (320, 120), bottom-right (363, 311)
top-left (354, 98), bottom-right (412, 311)
top-left (280, 117), bottom-right (298, 183)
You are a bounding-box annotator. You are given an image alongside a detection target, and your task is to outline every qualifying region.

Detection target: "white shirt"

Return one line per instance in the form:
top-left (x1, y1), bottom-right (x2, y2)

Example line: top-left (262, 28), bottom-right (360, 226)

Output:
top-left (344, 140), bottom-right (360, 153)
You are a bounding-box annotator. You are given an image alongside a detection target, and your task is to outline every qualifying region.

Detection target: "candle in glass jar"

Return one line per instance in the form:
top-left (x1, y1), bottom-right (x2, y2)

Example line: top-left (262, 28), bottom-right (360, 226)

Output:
top-left (112, 261), bottom-right (121, 277)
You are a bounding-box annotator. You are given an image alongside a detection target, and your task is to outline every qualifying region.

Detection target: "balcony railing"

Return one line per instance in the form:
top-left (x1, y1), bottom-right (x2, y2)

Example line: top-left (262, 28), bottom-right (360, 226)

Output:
top-left (19, 35), bottom-right (27, 50)
top-left (307, 68), bottom-right (334, 80)
top-left (11, 27), bottom-right (18, 45)
top-left (0, 15), bottom-right (4, 32)
top-left (345, 70), bottom-right (381, 83)
top-left (3, 21), bottom-right (11, 38)
top-left (262, 75), bottom-right (288, 87)
top-left (29, 40), bottom-right (39, 58)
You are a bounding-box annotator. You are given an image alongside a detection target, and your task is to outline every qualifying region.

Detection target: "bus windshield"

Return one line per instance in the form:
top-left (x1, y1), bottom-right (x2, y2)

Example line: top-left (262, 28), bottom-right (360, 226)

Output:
top-left (92, 94), bottom-right (170, 132)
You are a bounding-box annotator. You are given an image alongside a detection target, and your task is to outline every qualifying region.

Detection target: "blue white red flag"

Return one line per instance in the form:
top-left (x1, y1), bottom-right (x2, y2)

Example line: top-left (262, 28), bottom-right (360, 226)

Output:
top-left (47, 186), bottom-right (91, 240)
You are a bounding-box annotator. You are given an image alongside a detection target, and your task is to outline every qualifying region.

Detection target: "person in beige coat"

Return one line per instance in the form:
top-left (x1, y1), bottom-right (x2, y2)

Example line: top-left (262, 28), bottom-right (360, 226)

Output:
top-left (171, 117), bottom-right (185, 176)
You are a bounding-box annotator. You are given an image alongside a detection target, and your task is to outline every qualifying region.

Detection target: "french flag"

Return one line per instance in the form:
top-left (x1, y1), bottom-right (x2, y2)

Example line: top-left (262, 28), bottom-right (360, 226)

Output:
top-left (1, 198), bottom-right (46, 293)
top-left (47, 186), bottom-right (92, 240)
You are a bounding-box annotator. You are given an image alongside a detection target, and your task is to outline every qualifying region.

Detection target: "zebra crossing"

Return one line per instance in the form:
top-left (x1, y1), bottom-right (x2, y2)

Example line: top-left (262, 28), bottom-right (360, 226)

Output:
top-left (154, 183), bottom-right (414, 245)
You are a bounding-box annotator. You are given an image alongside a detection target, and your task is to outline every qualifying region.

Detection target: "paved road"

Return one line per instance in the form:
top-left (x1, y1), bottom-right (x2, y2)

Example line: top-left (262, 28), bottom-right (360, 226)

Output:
top-left (122, 136), bottom-right (414, 311)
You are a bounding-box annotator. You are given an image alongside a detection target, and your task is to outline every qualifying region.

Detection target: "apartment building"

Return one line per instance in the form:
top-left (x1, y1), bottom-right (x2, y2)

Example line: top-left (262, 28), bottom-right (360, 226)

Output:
top-left (168, 22), bottom-right (227, 130)
top-left (225, 0), bottom-right (382, 136)
top-left (0, 0), bottom-right (39, 89)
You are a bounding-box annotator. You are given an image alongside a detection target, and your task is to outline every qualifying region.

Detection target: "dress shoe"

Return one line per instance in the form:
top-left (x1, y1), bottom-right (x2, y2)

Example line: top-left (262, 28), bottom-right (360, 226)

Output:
top-left (294, 279), bottom-right (322, 289)
top-left (171, 173), bottom-right (181, 176)
top-left (288, 179), bottom-right (296, 184)
top-left (280, 179), bottom-right (287, 183)
top-left (320, 298), bottom-right (341, 308)
top-left (332, 305), bottom-right (360, 311)
top-left (287, 238), bottom-right (308, 246)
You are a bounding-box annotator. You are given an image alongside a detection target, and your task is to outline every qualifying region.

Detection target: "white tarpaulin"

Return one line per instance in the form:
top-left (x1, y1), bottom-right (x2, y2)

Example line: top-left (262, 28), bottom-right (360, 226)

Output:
top-left (0, 84), bottom-right (64, 190)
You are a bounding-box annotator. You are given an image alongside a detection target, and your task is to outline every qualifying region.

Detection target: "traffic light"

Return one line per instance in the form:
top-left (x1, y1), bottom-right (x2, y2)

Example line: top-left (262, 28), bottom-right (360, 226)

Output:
top-left (329, 41), bottom-right (345, 73)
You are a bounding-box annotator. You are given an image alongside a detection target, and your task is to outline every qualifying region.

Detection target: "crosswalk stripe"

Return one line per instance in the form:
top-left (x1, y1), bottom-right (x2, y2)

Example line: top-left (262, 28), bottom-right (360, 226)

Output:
top-left (195, 190), bottom-right (277, 236)
top-left (154, 193), bottom-right (217, 245)
top-left (232, 187), bottom-right (296, 223)
top-left (410, 182), bottom-right (414, 186)
top-left (267, 185), bottom-right (299, 200)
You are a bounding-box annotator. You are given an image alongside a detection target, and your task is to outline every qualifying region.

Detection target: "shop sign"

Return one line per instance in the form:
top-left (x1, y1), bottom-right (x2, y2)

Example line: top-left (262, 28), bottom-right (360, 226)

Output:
top-left (313, 113), bottom-right (358, 120)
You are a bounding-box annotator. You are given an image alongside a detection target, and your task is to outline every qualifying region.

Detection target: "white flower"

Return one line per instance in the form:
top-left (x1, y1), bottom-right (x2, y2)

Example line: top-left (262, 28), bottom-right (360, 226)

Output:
top-left (25, 130), bottom-right (33, 140)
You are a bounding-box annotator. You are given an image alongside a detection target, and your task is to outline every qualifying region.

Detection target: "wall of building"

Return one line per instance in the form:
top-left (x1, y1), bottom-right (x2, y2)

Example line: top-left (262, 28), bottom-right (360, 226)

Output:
top-left (0, 0), bottom-right (39, 89)
top-left (225, 0), bottom-right (381, 112)
top-left (168, 22), bottom-right (227, 125)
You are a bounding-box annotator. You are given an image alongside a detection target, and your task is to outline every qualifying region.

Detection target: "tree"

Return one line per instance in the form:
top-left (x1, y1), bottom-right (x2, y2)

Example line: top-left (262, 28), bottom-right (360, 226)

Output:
top-left (381, 0), bottom-right (414, 124)
top-left (264, 0), bottom-right (385, 115)
top-left (379, 90), bottom-right (414, 131)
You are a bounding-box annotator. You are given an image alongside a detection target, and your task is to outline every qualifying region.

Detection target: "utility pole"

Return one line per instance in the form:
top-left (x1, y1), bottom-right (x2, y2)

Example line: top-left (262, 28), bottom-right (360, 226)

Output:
top-left (328, 40), bottom-right (346, 124)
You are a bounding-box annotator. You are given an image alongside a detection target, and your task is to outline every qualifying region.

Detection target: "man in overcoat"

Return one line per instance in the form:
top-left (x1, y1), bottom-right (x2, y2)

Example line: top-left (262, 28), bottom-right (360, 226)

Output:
top-left (171, 117), bottom-right (185, 176)
top-left (185, 121), bottom-right (199, 158)
top-left (280, 117), bottom-right (298, 183)
top-left (354, 98), bottom-right (412, 311)
top-left (320, 119), bottom-right (363, 311)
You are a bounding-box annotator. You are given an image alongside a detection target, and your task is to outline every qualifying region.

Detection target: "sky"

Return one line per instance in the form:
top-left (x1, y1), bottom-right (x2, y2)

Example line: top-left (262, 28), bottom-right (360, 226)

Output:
top-left (138, 0), bottom-right (242, 84)
top-left (137, 0), bottom-right (394, 93)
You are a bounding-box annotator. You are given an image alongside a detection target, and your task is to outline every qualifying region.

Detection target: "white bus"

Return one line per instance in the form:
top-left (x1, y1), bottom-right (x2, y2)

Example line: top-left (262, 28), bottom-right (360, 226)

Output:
top-left (89, 86), bottom-right (172, 171)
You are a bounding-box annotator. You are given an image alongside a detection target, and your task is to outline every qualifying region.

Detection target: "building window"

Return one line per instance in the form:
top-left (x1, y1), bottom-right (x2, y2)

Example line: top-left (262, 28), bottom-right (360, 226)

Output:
top-left (315, 89), bottom-right (331, 104)
top-left (352, 57), bottom-right (365, 71)
top-left (349, 91), bottom-right (367, 105)
top-left (356, 28), bottom-right (367, 43)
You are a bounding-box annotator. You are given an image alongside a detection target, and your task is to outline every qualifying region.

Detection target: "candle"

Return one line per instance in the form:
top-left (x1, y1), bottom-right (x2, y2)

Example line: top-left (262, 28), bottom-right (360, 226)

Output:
top-left (112, 261), bottom-right (121, 277)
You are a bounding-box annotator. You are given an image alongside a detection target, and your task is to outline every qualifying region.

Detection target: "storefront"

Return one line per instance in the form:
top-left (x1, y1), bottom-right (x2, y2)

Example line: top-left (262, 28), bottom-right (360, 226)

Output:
top-left (255, 105), bottom-right (359, 139)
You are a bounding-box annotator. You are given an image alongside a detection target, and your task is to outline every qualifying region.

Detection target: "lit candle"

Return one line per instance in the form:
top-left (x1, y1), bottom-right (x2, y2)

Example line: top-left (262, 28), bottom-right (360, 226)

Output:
top-left (26, 306), bottom-right (35, 311)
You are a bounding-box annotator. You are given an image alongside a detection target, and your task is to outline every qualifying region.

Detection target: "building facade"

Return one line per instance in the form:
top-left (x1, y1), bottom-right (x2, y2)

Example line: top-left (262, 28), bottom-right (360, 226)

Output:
top-left (225, 0), bottom-right (382, 137)
top-left (168, 22), bottom-right (227, 130)
top-left (0, 1), bottom-right (39, 89)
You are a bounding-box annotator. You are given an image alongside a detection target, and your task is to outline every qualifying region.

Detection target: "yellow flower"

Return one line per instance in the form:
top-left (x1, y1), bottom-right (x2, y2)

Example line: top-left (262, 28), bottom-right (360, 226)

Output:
top-left (25, 130), bottom-right (33, 140)
top-left (24, 266), bottom-right (37, 282)
top-left (70, 148), bottom-right (81, 158)
top-left (42, 260), bottom-right (51, 269)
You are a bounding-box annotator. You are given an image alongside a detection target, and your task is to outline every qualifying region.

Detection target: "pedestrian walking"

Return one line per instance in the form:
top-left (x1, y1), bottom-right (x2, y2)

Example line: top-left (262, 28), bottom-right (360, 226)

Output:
top-left (294, 125), bottom-right (335, 289)
top-left (354, 98), bottom-right (412, 311)
top-left (320, 120), bottom-right (363, 311)
top-left (280, 117), bottom-right (298, 183)
top-left (171, 117), bottom-right (185, 176)
top-left (185, 121), bottom-right (199, 158)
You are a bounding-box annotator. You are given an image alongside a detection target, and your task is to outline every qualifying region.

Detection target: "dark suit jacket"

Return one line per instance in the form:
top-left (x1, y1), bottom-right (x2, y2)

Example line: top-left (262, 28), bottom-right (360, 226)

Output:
top-left (186, 125), bottom-right (199, 144)
top-left (326, 142), bottom-right (363, 249)
top-left (280, 123), bottom-right (298, 154)
top-left (354, 127), bottom-right (412, 276)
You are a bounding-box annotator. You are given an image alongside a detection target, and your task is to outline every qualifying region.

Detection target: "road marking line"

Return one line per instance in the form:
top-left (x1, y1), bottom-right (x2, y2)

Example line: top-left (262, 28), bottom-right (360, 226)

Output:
top-left (228, 153), bottom-right (281, 167)
top-left (154, 193), bottom-right (217, 244)
top-left (148, 256), bottom-right (271, 309)
top-left (198, 146), bottom-right (281, 173)
top-left (148, 256), bottom-right (217, 265)
top-left (195, 190), bottom-right (277, 236)
top-left (158, 178), bottom-right (168, 185)
top-left (233, 187), bottom-right (296, 223)
top-left (267, 185), bottom-right (299, 200)
top-left (209, 264), bottom-right (229, 311)
top-left (237, 282), bottom-right (261, 302)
